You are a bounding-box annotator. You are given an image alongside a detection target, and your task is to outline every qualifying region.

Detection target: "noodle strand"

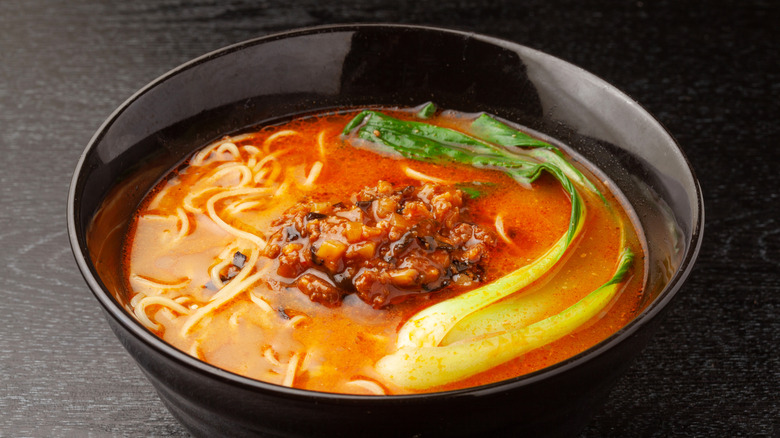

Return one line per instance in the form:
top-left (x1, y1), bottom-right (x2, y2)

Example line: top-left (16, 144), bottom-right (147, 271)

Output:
top-left (403, 166), bottom-right (448, 183)
top-left (282, 353), bottom-right (302, 387)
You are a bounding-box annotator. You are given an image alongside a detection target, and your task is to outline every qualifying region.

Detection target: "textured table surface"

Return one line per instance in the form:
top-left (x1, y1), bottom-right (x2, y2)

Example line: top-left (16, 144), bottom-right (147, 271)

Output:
top-left (1, 1), bottom-right (777, 436)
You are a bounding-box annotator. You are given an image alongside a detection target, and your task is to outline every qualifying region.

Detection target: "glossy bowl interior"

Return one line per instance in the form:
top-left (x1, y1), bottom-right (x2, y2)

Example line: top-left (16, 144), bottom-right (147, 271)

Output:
top-left (68, 24), bottom-right (703, 437)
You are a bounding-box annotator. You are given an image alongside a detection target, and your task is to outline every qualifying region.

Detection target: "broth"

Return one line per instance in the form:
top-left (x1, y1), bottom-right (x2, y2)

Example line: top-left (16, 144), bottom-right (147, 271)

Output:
top-left (117, 107), bottom-right (645, 394)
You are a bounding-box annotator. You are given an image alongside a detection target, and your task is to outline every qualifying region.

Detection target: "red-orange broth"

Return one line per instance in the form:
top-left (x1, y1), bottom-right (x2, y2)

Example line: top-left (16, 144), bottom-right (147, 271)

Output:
top-left (115, 109), bottom-right (645, 395)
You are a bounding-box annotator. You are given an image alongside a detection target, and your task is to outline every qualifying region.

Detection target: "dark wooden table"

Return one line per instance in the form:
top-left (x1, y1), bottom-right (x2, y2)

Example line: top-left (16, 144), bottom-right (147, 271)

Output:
top-left (2, 1), bottom-right (777, 436)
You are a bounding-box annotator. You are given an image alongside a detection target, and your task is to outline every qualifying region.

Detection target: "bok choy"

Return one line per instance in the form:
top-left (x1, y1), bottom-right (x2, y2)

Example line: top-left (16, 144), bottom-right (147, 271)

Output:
top-left (375, 248), bottom-right (634, 389)
top-left (341, 105), bottom-right (634, 389)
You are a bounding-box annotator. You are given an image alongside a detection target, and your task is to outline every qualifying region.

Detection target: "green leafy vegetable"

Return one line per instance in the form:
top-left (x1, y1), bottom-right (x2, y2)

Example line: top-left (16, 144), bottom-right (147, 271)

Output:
top-left (454, 182), bottom-right (497, 199)
top-left (341, 107), bottom-right (632, 389)
top-left (343, 110), bottom-right (602, 198)
top-left (343, 110), bottom-right (591, 263)
top-left (469, 113), bottom-right (552, 148)
top-left (393, 221), bottom-right (583, 350)
top-left (375, 248), bottom-right (634, 389)
top-left (416, 102), bottom-right (438, 119)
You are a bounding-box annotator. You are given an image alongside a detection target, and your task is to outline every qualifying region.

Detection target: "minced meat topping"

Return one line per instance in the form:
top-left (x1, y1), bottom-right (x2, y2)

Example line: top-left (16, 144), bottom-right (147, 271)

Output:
top-left (261, 181), bottom-right (497, 308)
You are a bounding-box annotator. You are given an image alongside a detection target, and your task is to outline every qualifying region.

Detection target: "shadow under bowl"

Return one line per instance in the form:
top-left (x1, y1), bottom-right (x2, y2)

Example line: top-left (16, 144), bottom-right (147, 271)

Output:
top-left (68, 24), bottom-right (703, 438)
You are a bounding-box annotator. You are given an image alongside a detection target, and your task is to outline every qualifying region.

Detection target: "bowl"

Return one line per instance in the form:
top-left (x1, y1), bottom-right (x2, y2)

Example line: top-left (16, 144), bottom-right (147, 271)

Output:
top-left (68, 24), bottom-right (704, 437)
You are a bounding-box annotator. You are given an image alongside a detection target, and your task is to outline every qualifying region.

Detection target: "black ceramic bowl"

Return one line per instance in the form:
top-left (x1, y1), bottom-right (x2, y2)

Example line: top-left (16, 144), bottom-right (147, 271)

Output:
top-left (68, 24), bottom-right (703, 437)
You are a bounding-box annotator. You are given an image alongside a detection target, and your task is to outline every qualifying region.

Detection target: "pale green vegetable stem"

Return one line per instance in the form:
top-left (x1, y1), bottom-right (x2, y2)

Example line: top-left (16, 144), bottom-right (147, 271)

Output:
top-left (375, 248), bottom-right (634, 389)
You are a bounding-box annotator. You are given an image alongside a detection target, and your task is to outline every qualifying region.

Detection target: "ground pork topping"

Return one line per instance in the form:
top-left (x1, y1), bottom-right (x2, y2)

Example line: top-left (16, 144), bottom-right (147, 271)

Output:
top-left (261, 181), bottom-right (497, 308)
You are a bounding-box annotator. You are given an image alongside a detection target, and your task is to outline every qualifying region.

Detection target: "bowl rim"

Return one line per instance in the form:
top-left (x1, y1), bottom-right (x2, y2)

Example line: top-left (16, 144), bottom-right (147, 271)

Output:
top-left (67, 23), bottom-right (704, 403)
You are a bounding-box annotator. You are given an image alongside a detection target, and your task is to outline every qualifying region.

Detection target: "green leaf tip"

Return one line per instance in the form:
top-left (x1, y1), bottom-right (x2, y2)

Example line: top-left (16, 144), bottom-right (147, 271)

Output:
top-left (416, 102), bottom-right (437, 119)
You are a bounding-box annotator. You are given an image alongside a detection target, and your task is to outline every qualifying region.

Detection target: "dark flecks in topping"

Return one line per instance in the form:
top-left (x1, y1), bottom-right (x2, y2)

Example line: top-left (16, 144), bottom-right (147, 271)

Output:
top-left (305, 212), bottom-right (328, 221)
top-left (221, 266), bottom-right (240, 282)
top-left (260, 181), bottom-right (498, 309)
top-left (232, 251), bottom-right (247, 269)
top-left (451, 259), bottom-right (469, 273)
top-left (310, 246), bottom-right (323, 266)
top-left (355, 200), bottom-right (373, 212)
top-left (284, 226), bottom-right (301, 241)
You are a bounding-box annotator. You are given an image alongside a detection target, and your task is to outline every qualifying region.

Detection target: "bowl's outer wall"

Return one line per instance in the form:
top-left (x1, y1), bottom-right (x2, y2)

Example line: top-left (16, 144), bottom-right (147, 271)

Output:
top-left (71, 25), bottom-right (703, 437)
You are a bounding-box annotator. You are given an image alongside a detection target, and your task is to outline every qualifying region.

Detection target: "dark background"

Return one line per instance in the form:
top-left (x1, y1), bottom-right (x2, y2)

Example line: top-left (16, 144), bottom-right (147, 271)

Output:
top-left (1, 0), bottom-right (777, 436)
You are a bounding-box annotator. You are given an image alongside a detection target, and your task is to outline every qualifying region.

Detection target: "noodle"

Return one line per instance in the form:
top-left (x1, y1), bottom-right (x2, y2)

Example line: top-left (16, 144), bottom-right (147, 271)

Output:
top-left (494, 214), bottom-right (515, 246)
top-left (302, 161), bottom-right (324, 187)
top-left (346, 379), bottom-right (386, 395)
top-left (205, 162), bottom-right (253, 187)
top-left (316, 129), bottom-right (328, 160)
top-left (130, 274), bottom-right (190, 290)
top-left (249, 293), bottom-right (273, 313)
top-left (273, 179), bottom-right (291, 197)
top-left (403, 166), bottom-right (448, 183)
top-left (287, 314), bottom-right (309, 328)
top-left (263, 347), bottom-right (282, 367)
top-left (173, 208), bottom-right (190, 242)
top-left (224, 199), bottom-right (264, 215)
top-left (129, 293), bottom-right (145, 308)
top-left (282, 353), bottom-right (302, 387)
top-left (180, 260), bottom-right (268, 335)
top-left (216, 142), bottom-right (241, 158)
top-left (204, 188), bottom-right (271, 248)
top-left (189, 339), bottom-right (204, 359)
top-left (252, 149), bottom-right (287, 175)
top-left (191, 139), bottom-right (239, 166)
top-left (147, 184), bottom-right (173, 210)
top-left (133, 296), bottom-right (191, 331)
top-left (208, 259), bottom-right (232, 290)
top-left (243, 144), bottom-right (261, 156)
top-left (262, 130), bottom-right (300, 154)
top-left (182, 186), bottom-right (221, 214)
top-left (228, 308), bottom-right (244, 328)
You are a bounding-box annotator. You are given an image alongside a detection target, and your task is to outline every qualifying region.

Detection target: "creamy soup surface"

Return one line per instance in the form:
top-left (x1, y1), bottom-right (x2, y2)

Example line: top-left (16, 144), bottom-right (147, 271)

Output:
top-left (120, 108), bottom-right (645, 395)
